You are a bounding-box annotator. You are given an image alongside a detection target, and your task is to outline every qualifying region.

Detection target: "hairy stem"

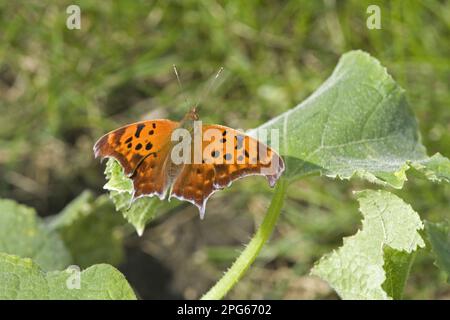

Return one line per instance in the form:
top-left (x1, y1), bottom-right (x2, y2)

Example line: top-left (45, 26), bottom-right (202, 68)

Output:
top-left (201, 178), bottom-right (288, 300)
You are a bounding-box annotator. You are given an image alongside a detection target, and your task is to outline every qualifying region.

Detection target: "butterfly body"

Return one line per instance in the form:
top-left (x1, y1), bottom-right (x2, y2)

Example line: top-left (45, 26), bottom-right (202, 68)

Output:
top-left (94, 108), bottom-right (285, 218)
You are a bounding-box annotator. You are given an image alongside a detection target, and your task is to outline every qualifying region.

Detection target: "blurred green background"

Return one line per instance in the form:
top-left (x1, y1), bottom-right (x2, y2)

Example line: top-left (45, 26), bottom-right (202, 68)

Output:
top-left (0, 0), bottom-right (449, 299)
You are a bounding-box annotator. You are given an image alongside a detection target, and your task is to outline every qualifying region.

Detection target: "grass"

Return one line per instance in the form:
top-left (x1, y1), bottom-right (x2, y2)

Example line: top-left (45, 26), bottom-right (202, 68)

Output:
top-left (0, 0), bottom-right (449, 299)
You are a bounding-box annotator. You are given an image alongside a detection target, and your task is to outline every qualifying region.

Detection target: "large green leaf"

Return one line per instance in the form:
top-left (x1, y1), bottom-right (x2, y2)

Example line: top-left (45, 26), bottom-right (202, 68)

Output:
top-left (48, 191), bottom-right (126, 268)
top-left (99, 51), bottom-right (449, 237)
top-left (0, 199), bottom-right (71, 271)
top-left (311, 190), bottom-right (425, 300)
top-left (251, 50), bottom-right (450, 187)
top-left (0, 253), bottom-right (136, 300)
top-left (424, 220), bottom-right (450, 283)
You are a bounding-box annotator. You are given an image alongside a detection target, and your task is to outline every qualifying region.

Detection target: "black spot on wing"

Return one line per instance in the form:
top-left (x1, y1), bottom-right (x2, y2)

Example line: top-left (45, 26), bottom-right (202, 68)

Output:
top-left (211, 150), bottom-right (220, 158)
top-left (135, 124), bottom-right (145, 138)
top-left (236, 135), bottom-right (244, 149)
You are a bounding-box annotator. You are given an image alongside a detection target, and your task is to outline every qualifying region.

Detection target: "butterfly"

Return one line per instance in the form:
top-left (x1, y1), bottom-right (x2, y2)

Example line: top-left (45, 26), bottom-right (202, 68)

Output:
top-left (94, 107), bottom-right (285, 219)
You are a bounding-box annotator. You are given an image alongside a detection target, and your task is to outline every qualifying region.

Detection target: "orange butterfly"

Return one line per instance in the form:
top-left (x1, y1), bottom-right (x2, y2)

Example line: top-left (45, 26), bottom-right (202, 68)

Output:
top-left (94, 107), bottom-right (285, 218)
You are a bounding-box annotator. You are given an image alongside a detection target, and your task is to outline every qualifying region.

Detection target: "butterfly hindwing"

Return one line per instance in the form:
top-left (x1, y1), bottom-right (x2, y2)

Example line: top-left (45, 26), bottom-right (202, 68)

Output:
top-left (130, 142), bottom-right (174, 200)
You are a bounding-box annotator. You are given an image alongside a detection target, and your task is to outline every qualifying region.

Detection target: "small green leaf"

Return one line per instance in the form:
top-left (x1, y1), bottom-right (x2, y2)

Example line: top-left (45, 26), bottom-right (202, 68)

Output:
top-left (0, 253), bottom-right (136, 300)
top-left (48, 191), bottom-right (126, 268)
top-left (412, 154), bottom-right (450, 184)
top-left (103, 159), bottom-right (178, 236)
top-left (104, 157), bottom-right (133, 192)
top-left (424, 220), bottom-right (450, 283)
top-left (311, 190), bottom-right (425, 300)
top-left (0, 199), bottom-right (71, 271)
top-left (382, 247), bottom-right (415, 300)
top-left (251, 50), bottom-right (450, 187)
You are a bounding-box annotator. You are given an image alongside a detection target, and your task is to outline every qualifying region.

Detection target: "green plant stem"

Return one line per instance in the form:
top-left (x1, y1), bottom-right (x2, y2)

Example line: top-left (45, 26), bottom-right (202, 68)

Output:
top-left (201, 178), bottom-right (288, 300)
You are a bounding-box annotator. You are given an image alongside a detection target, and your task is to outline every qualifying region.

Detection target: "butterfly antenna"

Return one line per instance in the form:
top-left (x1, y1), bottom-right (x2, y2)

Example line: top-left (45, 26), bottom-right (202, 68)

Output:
top-left (173, 64), bottom-right (191, 110)
top-left (194, 66), bottom-right (224, 111)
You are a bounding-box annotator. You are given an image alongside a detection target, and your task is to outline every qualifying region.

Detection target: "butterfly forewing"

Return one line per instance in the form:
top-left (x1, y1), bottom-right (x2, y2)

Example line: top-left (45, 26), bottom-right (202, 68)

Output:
top-left (93, 119), bottom-right (179, 176)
